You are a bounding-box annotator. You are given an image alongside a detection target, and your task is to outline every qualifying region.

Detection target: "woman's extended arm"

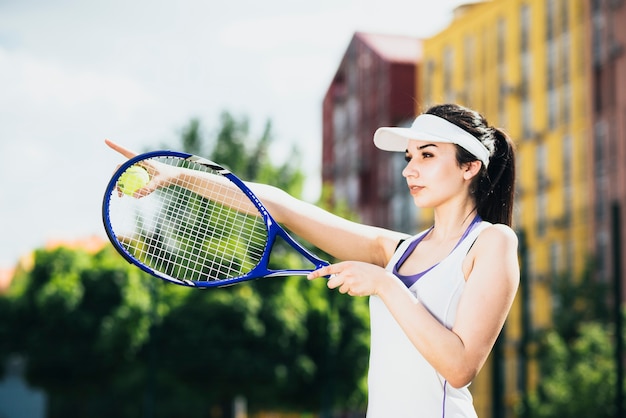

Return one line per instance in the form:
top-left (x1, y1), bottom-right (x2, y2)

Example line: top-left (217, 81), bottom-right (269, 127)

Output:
top-left (104, 139), bottom-right (407, 266)
top-left (250, 182), bottom-right (406, 265)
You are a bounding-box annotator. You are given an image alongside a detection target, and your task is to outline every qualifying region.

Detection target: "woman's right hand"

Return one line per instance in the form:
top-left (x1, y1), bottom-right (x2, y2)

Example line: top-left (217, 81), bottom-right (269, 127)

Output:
top-left (105, 138), bottom-right (178, 198)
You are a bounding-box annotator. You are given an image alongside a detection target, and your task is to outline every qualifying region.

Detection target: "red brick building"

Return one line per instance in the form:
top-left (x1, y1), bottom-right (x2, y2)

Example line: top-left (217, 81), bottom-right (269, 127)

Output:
top-left (322, 32), bottom-right (422, 231)
top-left (588, 0), bottom-right (626, 301)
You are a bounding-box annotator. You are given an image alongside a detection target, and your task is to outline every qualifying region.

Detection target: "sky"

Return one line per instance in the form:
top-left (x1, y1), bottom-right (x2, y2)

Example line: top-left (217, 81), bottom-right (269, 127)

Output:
top-left (0, 0), bottom-right (468, 268)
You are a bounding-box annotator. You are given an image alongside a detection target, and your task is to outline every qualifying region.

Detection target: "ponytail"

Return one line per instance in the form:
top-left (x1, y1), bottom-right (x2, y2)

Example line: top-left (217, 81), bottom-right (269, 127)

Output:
top-left (476, 128), bottom-right (516, 226)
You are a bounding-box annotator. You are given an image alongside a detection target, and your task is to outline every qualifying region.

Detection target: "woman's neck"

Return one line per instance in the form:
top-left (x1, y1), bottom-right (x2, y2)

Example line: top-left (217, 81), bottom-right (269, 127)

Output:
top-left (430, 204), bottom-right (478, 242)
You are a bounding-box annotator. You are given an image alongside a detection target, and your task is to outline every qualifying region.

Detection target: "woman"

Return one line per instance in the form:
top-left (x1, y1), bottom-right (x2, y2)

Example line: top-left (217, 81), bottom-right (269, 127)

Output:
top-left (106, 103), bottom-right (519, 417)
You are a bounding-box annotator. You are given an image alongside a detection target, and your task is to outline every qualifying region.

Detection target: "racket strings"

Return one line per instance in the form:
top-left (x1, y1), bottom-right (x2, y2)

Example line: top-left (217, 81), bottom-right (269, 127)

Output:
top-left (109, 156), bottom-right (269, 283)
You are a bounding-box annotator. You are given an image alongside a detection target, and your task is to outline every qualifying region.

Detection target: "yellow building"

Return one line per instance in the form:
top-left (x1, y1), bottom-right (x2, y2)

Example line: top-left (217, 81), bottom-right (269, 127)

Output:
top-left (420, 0), bottom-right (590, 416)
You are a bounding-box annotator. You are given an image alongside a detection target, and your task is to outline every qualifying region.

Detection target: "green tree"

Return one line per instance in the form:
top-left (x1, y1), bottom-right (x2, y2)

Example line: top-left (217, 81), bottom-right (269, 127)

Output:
top-left (520, 268), bottom-right (624, 418)
top-left (4, 246), bottom-right (154, 416)
top-left (179, 117), bottom-right (204, 156)
top-left (524, 320), bottom-right (621, 417)
top-left (550, 269), bottom-right (610, 341)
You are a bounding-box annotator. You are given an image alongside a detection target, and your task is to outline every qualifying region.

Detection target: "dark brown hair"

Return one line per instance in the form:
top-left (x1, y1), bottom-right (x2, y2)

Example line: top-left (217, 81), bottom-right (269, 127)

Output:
top-left (425, 104), bottom-right (516, 226)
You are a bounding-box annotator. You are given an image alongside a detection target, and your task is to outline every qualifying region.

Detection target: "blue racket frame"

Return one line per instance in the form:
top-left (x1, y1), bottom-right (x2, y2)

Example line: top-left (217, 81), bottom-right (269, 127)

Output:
top-left (102, 150), bottom-right (329, 288)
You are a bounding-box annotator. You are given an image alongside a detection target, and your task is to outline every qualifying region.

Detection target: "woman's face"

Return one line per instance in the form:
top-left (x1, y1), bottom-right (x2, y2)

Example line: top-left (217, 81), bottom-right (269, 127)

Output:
top-left (402, 139), bottom-right (470, 208)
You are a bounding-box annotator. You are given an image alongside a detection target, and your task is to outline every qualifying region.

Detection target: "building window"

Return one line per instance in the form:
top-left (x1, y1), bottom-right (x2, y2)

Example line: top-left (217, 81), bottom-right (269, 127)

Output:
top-left (550, 241), bottom-right (561, 276)
top-left (520, 4), bottom-right (531, 52)
top-left (463, 35), bottom-right (475, 107)
top-left (546, 0), bottom-right (558, 129)
top-left (443, 47), bottom-right (455, 103)
top-left (424, 59), bottom-right (435, 105)
top-left (548, 88), bottom-right (559, 129)
top-left (596, 230), bottom-right (608, 281)
top-left (566, 238), bottom-right (574, 277)
top-left (521, 95), bottom-right (533, 139)
top-left (497, 18), bottom-right (507, 126)
top-left (560, 0), bottom-right (571, 125)
top-left (562, 134), bottom-right (572, 227)
top-left (593, 121), bottom-right (608, 223)
top-left (390, 153), bottom-right (417, 232)
top-left (520, 3), bottom-right (533, 139)
top-left (562, 82), bottom-right (572, 125)
top-left (513, 152), bottom-right (523, 228)
top-left (592, 0), bottom-right (604, 67)
top-left (536, 143), bottom-right (548, 237)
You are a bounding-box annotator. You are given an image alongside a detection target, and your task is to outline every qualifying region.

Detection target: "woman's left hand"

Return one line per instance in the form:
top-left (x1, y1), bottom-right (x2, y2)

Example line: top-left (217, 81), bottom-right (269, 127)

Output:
top-left (307, 261), bottom-right (393, 297)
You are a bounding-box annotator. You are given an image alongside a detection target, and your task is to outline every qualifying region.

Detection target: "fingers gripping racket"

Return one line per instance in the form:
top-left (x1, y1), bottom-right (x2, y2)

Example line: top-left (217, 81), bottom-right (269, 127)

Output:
top-left (102, 150), bottom-right (328, 288)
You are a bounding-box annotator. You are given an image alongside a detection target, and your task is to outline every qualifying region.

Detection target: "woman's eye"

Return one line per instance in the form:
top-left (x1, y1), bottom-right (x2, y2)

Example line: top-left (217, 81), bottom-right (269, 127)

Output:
top-left (404, 154), bottom-right (412, 163)
top-left (422, 152), bottom-right (433, 158)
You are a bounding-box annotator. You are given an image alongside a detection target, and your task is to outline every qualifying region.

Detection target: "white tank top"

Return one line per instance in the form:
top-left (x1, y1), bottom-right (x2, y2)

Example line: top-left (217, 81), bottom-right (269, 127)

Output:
top-left (367, 218), bottom-right (490, 418)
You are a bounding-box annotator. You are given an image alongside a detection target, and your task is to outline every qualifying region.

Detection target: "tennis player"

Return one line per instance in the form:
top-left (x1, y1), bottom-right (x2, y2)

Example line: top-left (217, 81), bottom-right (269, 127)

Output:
top-left (306, 103), bottom-right (519, 417)
top-left (105, 103), bottom-right (519, 417)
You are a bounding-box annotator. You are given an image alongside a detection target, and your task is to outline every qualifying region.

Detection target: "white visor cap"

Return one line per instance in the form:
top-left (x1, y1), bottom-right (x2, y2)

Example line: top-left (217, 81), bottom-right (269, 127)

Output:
top-left (373, 113), bottom-right (490, 167)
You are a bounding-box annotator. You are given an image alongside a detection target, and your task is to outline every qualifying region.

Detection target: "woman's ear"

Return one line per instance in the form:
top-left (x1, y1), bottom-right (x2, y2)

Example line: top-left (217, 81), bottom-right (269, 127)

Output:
top-left (463, 160), bottom-right (483, 180)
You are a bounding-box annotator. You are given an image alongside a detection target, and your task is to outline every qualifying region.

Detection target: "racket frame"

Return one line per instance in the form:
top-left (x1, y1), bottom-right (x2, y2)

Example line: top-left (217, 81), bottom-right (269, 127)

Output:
top-left (102, 150), bottom-right (328, 288)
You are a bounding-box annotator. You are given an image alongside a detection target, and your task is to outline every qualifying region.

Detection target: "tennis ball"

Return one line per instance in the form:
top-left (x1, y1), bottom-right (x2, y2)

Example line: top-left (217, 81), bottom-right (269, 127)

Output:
top-left (118, 165), bottom-right (150, 196)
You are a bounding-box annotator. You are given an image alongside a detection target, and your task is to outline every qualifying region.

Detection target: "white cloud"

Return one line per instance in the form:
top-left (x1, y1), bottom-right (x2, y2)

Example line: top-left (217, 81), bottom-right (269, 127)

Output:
top-left (0, 47), bottom-right (155, 117)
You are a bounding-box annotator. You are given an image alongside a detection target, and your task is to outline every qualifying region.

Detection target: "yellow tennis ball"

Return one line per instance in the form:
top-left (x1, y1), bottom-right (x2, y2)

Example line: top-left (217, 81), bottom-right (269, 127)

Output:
top-left (118, 165), bottom-right (150, 196)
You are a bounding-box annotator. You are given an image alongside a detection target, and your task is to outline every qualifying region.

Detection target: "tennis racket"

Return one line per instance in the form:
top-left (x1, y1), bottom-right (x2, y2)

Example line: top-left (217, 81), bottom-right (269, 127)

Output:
top-left (102, 150), bottom-right (329, 288)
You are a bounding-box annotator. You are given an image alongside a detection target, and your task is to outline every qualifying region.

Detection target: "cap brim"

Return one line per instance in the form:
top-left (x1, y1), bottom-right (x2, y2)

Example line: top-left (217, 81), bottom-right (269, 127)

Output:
top-left (373, 127), bottom-right (454, 152)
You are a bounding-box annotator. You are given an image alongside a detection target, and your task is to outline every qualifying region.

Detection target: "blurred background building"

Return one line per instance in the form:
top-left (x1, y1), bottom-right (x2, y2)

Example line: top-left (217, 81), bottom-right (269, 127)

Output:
top-left (322, 0), bottom-right (625, 417)
top-left (589, 0), bottom-right (626, 292)
top-left (322, 32), bottom-right (422, 232)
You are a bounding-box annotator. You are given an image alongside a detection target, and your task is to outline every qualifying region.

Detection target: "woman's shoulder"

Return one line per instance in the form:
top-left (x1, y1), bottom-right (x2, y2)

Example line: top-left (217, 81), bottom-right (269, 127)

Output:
top-left (464, 222), bottom-right (520, 285)
top-left (475, 222), bottom-right (518, 252)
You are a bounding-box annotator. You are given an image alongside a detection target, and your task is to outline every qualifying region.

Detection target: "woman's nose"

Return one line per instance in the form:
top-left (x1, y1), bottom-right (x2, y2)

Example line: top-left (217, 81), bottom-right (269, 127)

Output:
top-left (402, 161), bottom-right (418, 178)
